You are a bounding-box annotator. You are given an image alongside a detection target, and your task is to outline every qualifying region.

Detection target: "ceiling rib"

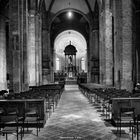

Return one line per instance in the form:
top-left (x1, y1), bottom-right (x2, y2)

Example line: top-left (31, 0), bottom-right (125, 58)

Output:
top-left (84, 0), bottom-right (93, 14)
top-left (48, 0), bottom-right (55, 12)
top-left (84, 0), bottom-right (94, 20)
top-left (38, 0), bottom-right (43, 12)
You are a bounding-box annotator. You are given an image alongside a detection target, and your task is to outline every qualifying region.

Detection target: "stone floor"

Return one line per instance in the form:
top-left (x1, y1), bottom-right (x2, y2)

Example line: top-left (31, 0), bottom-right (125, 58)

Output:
top-left (0, 85), bottom-right (136, 140)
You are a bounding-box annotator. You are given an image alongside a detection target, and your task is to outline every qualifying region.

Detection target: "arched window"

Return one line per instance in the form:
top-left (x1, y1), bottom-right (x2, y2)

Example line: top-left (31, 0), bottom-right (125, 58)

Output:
top-left (56, 58), bottom-right (60, 71)
top-left (81, 57), bottom-right (85, 71)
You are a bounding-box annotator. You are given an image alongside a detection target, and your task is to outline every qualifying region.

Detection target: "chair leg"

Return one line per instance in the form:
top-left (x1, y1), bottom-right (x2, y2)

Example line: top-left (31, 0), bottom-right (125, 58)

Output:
top-left (137, 124), bottom-right (139, 140)
top-left (6, 133), bottom-right (8, 140)
top-left (132, 126), bottom-right (133, 140)
top-left (17, 131), bottom-right (18, 140)
top-left (22, 126), bottom-right (24, 136)
top-left (21, 128), bottom-right (22, 140)
top-left (36, 128), bottom-right (38, 136)
top-left (120, 120), bottom-right (121, 136)
top-left (37, 123), bottom-right (38, 136)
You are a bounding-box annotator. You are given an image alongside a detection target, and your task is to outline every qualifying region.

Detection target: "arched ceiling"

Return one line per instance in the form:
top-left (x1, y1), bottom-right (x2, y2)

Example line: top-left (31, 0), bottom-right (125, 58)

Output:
top-left (0, 0), bottom-right (9, 13)
top-left (44, 0), bottom-right (96, 14)
top-left (54, 30), bottom-right (87, 59)
top-left (50, 11), bottom-right (90, 42)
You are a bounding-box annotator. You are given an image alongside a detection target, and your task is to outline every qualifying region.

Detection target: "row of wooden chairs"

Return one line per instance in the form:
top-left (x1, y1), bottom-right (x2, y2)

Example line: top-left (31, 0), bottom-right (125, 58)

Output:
top-left (79, 84), bottom-right (133, 119)
top-left (132, 114), bottom-right (140, 140)
top-left (0, 84), bottom-right (64, 140)
top-left (0, 114), bottom-right (23, 140)
top-left (117, 107), bottom-right (140, 140)
top-left (79, 85), bottom-right (113, 119)
top-left (0, 107), bottom-right (40, 140)
top-left (79, 84), bottom-right (140, 139)
top-left (4, 84), bottom-right (64, 118)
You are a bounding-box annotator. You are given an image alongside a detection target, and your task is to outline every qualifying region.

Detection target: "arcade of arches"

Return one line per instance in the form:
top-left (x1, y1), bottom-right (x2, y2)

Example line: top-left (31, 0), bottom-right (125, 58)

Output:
top-left (0, 0), bottom-right (140, 93)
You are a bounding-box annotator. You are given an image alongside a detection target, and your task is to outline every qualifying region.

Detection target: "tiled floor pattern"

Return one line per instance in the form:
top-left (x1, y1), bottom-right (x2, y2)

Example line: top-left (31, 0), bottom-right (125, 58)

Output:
top-left (0, 85), bottom-right (135, 140)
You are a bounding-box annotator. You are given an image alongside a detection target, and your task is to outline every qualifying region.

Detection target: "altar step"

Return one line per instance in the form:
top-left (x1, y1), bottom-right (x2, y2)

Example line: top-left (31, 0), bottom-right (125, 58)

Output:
top-left (65, 80), bottom-right (77, 85)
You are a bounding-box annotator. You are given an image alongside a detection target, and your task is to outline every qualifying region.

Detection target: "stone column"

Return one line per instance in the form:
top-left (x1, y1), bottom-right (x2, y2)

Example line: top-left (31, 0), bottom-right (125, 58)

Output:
top-left (9, 0), bottom-right (29, 92)
top-left (38, 16), bottom-right (42, 85)
top-left (27, 10), bottom-right (36, 86)
top-left (121, 0), bottom-right (133, 91)
top-left (92, 30), bottom-right (99, 59)
top-left (65, 54), bottom-right (66, 72)
top-left (91, 29), bottom-right (99, 83)
top-left (0, 17), bottom-right (7, 90)
top-left (113, 0), bottom-right (122, 89)
top-left (10, 0), bottom-right (23, 93)
top-left (35, 14), bottom-right (42, 86)
top-left (99, 0), bottom-right (112, 85)
top-left (87, 30), bottom-right (93, 82)
top-left (42, 29), bottom-right (51, 84)
top-left (99, 10), bottom-right (106, 84)
top-left (104, 0), bottom-right (113, 85)
top-left (75, 55), bottom-right (76, 72)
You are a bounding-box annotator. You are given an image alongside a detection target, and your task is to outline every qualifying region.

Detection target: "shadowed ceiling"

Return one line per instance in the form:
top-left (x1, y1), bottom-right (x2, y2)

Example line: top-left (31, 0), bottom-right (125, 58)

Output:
top-left (44, 0), bottom-right (96, 14)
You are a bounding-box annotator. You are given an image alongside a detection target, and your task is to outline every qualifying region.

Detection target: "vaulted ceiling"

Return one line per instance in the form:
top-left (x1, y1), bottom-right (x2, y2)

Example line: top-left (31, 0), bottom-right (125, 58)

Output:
top-left (45, 0), bottom-right (100, 44)
top-left (50, 11), bottom-right (90, 42)
top-left (42, 0), bottom-right (97, 59)
top-left (44, 0), bottom-right (96, 14)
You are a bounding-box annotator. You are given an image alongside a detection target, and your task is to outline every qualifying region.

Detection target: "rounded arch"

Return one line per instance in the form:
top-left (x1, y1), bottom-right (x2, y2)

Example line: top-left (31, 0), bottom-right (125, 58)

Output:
top-left (49, 8), bottom-right (91, 31)
top-left (54, 30), bottom-right (87, 59)
top-left (53, 30), bottom-right (87, 72)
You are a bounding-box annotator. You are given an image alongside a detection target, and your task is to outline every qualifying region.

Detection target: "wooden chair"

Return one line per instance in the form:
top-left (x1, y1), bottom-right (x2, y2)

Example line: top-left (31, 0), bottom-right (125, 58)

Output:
top-left (132, 114), bottom-right (140, 140)
top-left (116, 107), bottom-right (135, 136)
top-left (24, 108), bottom-right (40, 136)
top-left (0, 114), bottom-right (23, 140)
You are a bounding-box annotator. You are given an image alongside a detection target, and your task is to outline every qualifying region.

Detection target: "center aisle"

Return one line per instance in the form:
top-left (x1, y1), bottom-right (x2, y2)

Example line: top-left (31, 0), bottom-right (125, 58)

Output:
top-left (24, 85), bottom-right (117, 140)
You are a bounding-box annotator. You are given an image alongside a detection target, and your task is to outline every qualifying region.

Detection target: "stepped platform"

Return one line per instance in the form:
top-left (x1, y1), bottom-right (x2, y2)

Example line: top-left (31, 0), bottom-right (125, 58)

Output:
top-left (65, 77), bottom-right (77, 85)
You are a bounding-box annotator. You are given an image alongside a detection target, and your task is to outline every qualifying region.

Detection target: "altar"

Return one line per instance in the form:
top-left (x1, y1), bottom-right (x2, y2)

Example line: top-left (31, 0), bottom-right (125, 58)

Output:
top-left (64, 42), bottom-right (77, 79)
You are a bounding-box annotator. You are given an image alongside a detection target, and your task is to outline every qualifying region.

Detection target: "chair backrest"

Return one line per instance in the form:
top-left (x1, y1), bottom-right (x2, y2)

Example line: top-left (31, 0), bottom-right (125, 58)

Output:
top-left (120, 107), bottom-right (135, 118)
top-left (120, 107), bottom-right (135, 113)
top-left (6, 107), bottom-right (18, 115)
top-left (136, 114), bottom-right (140, 121)
top-left (0, 107), bottom-right (5, 114)
top-left (25, 108), bottom-right (38, 117)
top-left (0, 114), bottom-right (17, 123)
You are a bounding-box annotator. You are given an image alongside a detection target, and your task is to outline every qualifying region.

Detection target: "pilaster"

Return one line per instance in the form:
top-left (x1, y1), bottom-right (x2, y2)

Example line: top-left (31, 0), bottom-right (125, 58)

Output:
top-left (104, 0), bottom-right (113, 86)
top-left (27, 10), bottom-right (36, 86)
top-left (121, 0), bottom-right (133, 91)
top-left (0, 16), bottom-right (7, 90)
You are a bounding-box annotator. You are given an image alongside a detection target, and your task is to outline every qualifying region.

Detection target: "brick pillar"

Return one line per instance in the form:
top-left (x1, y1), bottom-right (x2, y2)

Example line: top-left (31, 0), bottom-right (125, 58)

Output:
top-left (92, 30), bottom-right (99, 59)
top-left (42, 29), bottom-right (51, 84)
top-left (9, 0), bottom-right (20, 93)
top-left (99, 0), bottom-right (113, 85)
top-left (9, 0), bottom-right (27, 93)
top-left (113, 0), bottom-right (122, 89)
top-left (87, 30), bottom-right (93, 83)
top-left (38, 16), bottom-right (42, 85)
top-left (121, 0), bottom-right (133, 91)
top-left (49, 32), bottom-right (54, 83)
top-left (27, 10), bottom-right (36, 86)
top-left (9, 0), bottom-right (29, 92)
top-left (0, 16), bottom-right (7, 90)
top-left (99, 11), bottom-right (105, 84)
top-left (35, 14), bottom-right (42, 86)
top-left (104, 0), bottom-right (113, 85)
top-left (22, 0), bottom-right (29, 91)
top-left (92, 29), bottom-right (99, 83)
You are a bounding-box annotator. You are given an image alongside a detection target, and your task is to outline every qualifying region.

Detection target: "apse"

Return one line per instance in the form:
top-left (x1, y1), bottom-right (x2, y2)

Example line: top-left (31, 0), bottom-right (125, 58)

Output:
top-left (54, 30), bottom-right (87, 72)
